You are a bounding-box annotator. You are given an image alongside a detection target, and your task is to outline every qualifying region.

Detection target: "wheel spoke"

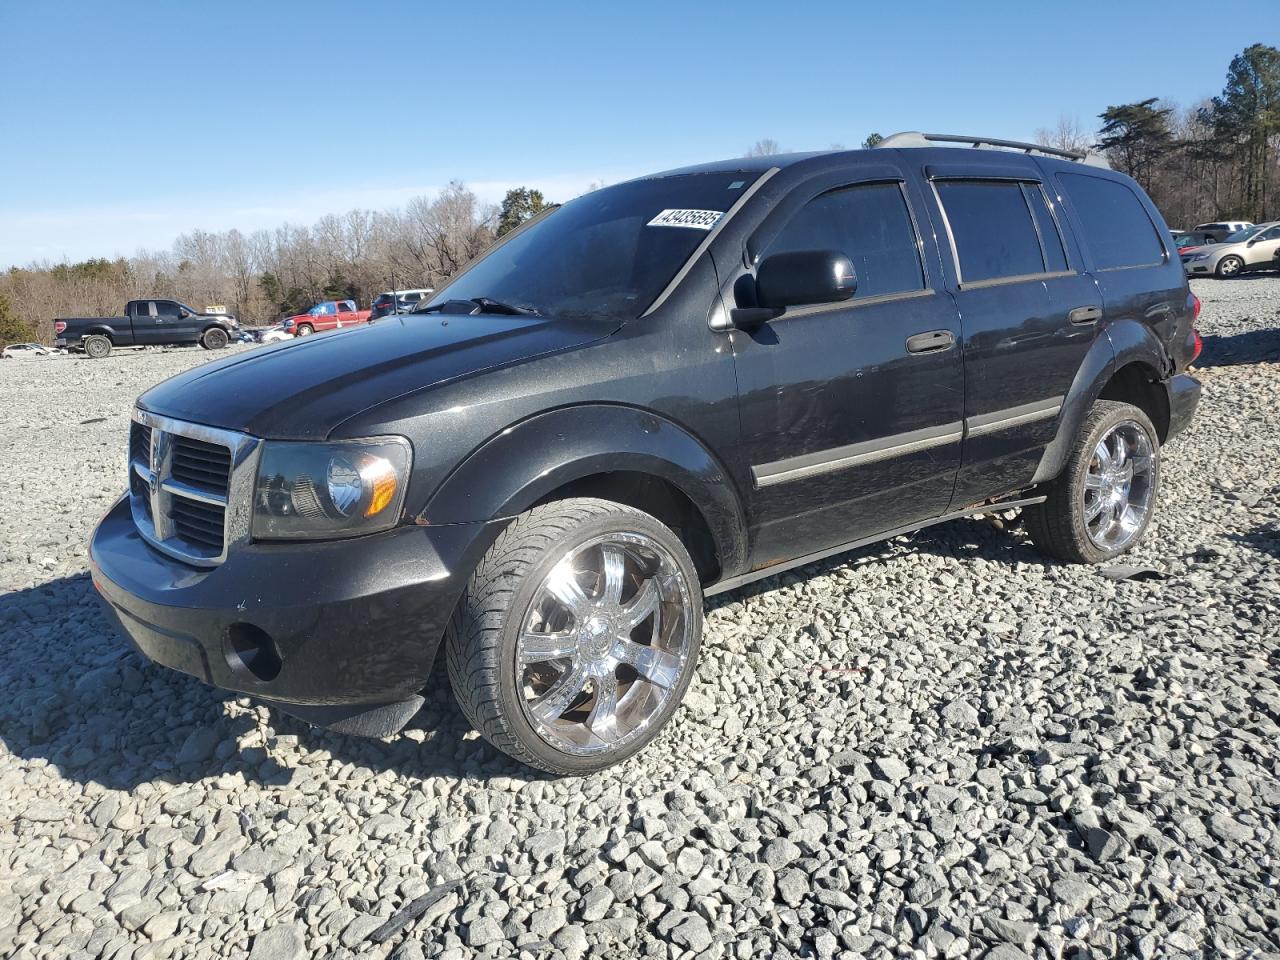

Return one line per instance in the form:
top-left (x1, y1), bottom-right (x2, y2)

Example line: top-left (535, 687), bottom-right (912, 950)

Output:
top-left (545, 564), bottom-right (590, 617)
top-left (587, 670), bottom-right (621, 743)
top-left (519, 629), bottom-right (578, 665)
top-left (1084, 494), bottom-right (1107, 523)
top-left (620, 577), bottom-right (660, 631)
top-left (1084, 473), bottom-right (1106, 492)
top-left (616, 640), bottom-right (681, 689)
top-left (1093, 437), bottom-right (1114, 472)
top-left (1128, 453), bottom-right (1153, 477)
top-left (530, 661), bottom-right (590, 725)
top-left (600, 544), bottom-right (627, 606)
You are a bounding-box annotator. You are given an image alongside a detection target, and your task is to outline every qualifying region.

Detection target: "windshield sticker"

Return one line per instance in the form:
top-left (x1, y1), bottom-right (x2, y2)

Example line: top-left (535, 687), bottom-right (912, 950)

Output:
top-left (648, 209), bottom-right (724, 230)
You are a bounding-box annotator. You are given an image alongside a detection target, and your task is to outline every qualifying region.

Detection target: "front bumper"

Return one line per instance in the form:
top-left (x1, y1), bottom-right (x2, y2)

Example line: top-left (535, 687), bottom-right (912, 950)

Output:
top-left (1165, 372), bottom-right (1202, 441)
top-left (90, 495), bottom-right (495, 737)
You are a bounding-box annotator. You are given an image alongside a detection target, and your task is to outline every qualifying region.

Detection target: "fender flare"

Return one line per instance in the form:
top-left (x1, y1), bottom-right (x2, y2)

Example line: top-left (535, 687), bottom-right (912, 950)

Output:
top-left (1032, 319), bottom-right (1169, 484)
top-left (422, 404), bottom-right (749, 579)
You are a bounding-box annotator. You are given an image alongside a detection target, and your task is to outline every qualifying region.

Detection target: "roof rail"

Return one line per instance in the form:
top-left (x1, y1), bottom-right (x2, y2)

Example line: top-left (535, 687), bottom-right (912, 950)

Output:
top-left (875, 131), bottom-right (1111, 169)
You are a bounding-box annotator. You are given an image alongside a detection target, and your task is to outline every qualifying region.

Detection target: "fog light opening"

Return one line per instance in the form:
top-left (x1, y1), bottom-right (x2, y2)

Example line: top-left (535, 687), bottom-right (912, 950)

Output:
top-left (226, 623), bottom-right (282, 682)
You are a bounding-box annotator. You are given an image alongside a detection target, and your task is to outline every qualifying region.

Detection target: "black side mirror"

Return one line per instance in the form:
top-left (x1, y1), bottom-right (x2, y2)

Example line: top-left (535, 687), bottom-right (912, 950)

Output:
top-left (757, 249), bottom-right (856, 309)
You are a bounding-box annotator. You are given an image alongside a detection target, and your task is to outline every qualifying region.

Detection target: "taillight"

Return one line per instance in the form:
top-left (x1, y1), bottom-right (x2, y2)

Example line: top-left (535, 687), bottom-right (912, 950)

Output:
top-left (1191, 329), bottom-right (1203, 364)
top-left (1190, 292), bottom-right (1201, 320)
top-left (54, 321), bottom-right (66, 334)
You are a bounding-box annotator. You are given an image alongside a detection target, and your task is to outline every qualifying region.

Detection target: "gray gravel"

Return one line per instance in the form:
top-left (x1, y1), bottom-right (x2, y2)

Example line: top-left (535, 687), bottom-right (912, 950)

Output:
top-left (2, 278), bottom-right (1279, 959)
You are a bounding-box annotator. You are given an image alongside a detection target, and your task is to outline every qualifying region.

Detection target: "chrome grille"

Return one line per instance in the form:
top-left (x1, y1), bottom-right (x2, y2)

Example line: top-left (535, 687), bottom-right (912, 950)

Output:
top-left (127, 410), bottom-right (260, 566)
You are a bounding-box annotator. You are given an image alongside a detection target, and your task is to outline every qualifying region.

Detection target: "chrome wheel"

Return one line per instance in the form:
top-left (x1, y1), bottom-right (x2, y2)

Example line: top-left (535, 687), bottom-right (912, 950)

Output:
top-left (1217, 256), bottom-right (1243, 277)
top-left (516, 532), bottom-right (694, 757)
top-left (1082, 420), bottom-right (1156, 550)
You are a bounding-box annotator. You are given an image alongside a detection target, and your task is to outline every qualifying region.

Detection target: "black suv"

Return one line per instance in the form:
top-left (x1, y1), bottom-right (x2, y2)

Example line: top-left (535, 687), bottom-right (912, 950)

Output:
top-left (91, 134), bottom-right (1202, 774)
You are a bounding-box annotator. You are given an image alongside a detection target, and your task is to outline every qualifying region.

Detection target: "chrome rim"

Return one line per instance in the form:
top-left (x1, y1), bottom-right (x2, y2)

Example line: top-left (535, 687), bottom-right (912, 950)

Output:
top-left (515, 532), bottom-right (694, 757)
top-left (1082, 420), bottom-right (1156, 550)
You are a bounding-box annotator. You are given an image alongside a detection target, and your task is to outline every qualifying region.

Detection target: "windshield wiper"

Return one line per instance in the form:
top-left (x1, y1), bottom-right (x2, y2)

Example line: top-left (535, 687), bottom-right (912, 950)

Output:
top-left (418, 297), bottom-right (540, 316)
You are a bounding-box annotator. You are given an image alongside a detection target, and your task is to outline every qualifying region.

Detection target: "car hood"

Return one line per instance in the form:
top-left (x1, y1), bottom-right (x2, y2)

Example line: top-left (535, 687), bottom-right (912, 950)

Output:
top-left (138, 312), bottom-right (617, 440)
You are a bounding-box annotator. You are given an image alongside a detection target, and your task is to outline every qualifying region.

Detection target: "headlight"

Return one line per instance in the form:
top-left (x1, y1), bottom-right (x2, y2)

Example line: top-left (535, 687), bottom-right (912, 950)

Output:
top-left (1189, 253), bottom-right (1211, 262)
top-left (252, 437), bottom-right (412, 540)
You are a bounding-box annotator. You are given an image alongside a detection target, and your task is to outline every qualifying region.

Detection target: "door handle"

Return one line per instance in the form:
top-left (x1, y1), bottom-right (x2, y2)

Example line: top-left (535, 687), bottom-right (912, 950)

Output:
top-left (1068, 306), bottom-right (1103, 325)
top-left (905, 329), bottom-right (955, 354)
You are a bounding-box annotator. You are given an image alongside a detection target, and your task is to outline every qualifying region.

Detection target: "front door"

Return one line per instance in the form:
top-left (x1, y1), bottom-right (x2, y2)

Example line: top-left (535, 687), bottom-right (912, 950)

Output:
top-left (726, 173), bottom-right (965, 567)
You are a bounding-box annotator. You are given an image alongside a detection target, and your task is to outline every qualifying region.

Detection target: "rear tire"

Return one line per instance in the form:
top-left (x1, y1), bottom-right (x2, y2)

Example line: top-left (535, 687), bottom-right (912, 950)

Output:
top-left (84, 335), bottom-right (112, 359)
top-left (1025, 400), bottom-right (1161, 564)
top-left (446, 497), bottom-right (704, 775)
top-left (1216, 255), bottom-right (1244, 278)
top-left (295, 323), bottom-right (314, 337)
top-left (201, 327), bottom-right (229, 350)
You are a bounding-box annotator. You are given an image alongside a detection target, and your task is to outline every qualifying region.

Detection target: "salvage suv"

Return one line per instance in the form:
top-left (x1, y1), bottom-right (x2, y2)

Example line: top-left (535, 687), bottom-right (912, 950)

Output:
top-left (91, 133), bottom-right (1202, 774)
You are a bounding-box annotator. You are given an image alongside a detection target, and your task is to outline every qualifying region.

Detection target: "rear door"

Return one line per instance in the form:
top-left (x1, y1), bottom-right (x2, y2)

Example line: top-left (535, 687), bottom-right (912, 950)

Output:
top-left (924, 165), bottom-right (1103, 505)
top-left (130, 300), bottom-right (161, 343)
top-left (728, 164), bottom-right (965, 565)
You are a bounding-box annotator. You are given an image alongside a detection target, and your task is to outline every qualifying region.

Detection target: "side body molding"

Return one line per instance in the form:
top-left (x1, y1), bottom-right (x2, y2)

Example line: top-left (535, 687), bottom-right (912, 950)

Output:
top-left (1031, 317), bottom-right (1172, 484)
top-left (421, 404), bottom-right (750, 581)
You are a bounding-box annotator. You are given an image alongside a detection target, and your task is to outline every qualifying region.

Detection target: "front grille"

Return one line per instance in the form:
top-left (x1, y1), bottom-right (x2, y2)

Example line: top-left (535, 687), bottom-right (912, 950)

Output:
top-left (171, 436), bottom-right (231, 494)
top-left (127, 411), bottom-right (257, 566)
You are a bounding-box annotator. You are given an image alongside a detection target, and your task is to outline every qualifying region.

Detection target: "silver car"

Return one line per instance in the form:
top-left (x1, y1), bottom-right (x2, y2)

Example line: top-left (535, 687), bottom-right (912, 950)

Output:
top-left (1182, 221), bottom-right (1280, 278)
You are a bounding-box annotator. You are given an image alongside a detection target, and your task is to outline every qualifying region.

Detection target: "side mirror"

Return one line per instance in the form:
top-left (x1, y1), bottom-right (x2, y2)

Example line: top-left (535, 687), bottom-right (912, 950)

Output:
top-left (756, 249), bottom-right (856, 310)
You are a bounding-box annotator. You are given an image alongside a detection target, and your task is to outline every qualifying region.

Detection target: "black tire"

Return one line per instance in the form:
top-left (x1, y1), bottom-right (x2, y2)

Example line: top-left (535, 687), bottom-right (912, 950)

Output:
top-left (445, 497), bottom-right (704, 775)
top-left (295, 323), bottom-right (314, 337)
top-left (1216, 255), bottom-right (1244, 279)
top-left (1025, 400), bottom-right (1161, 564)
top-left (201, 327), bottom-right (230, 350)
top-left (84, 335), bottom-right (112, 359)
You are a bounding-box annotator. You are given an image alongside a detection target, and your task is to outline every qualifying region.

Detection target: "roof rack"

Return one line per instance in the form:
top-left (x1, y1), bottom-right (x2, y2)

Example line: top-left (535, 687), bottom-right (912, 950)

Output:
top-left (875, 131), bottom-right (1110, 169)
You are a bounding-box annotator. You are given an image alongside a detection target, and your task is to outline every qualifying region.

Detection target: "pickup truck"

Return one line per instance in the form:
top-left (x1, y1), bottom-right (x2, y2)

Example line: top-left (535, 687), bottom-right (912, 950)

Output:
top-left (55, 299), bottom-right (240, 359)
top-left (282, 300), bottom-right (371, 336)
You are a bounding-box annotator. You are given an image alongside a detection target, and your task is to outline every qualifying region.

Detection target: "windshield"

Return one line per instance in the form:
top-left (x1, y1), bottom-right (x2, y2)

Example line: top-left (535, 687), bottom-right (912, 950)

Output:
top-left (1225, 226), bottom-right (1263, 243)
top-left (426, 171), bottom-right (760, 321)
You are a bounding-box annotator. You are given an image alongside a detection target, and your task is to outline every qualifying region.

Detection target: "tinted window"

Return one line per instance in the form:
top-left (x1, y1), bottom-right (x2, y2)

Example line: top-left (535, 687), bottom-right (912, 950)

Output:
top-left (336, 301), bottom-right (353, 313)
top-left (1061, 174), bottom-right (1164, 269)
top-left (763, 182), bottom-right (924, 299)
top-left (1023, 184), bottom-right (1069, 272)
top-left (937, 180), bottom-right (1044, 282)
top-left (134, 301), bottom-right (154, 317)
top-left (155, 301), bottom-right (180, 320)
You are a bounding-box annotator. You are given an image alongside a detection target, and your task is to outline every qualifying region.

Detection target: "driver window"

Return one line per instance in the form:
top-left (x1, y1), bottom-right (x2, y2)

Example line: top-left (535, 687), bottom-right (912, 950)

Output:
top-left (763, 183), bottom-right (925, 299)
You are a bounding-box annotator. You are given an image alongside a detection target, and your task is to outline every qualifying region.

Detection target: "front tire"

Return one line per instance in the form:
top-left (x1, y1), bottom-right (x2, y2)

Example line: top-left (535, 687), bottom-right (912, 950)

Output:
top-left (446, 498), bottom-right (704, 775)
top-left (1216, 255), bottom-right (1244, 278)
top-left (84, 335), bottom-right (112, 359)
top-left (1025, 400), bottom-right (1160, 564)
top-left (201, 327), bottom-right (230, 350)
top-left (295, 323), bottom-right (314, 337)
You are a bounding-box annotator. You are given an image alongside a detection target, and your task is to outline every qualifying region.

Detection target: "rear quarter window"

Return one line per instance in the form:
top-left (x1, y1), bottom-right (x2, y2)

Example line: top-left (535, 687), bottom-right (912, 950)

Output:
top-left (1059, 173), bottom-right (1165, 270)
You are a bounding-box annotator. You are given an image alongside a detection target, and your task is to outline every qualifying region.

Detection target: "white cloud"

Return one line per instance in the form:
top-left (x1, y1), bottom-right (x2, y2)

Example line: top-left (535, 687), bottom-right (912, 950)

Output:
top-left (0, 170), bottom-right (634, 268)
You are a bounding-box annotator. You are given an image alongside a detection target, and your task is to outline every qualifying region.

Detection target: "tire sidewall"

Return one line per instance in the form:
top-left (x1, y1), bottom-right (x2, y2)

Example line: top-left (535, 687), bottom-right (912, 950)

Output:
top-left (1062, 403), bottom-right (1161, 563)
top-left (490, 507), bottom-right (704, 775)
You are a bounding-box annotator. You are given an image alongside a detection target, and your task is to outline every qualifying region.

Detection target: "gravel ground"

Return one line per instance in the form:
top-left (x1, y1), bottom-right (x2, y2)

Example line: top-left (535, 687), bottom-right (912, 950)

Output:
top-left (1, 278), bottom-right (1278, 960)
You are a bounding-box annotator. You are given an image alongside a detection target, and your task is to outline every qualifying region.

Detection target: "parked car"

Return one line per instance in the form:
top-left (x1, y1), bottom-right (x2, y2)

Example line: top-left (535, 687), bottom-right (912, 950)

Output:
top-left (55, 300), bottom-right (239, 358)
top-left (1182, 221), bottom-right (1280, 278)
top-left (1172, 230), bottom-right (1217, 249)
top-left (254, 324), bottom-right (294, 344)
top-left (281, 300), bottom-right (371, 336)
top-left (91, 133), bottom-right (1201, 775)
top-left (2, 342), bottom-right (56, 359)
top-left (1192, 220), bottom-right (1254, 243)
top-left (371, 289), bottom-right (435, 320)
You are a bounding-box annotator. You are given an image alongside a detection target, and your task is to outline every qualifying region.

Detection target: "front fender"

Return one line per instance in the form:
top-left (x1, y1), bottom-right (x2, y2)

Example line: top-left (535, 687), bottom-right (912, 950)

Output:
top-left (421, 404), bottom-right (748, 579)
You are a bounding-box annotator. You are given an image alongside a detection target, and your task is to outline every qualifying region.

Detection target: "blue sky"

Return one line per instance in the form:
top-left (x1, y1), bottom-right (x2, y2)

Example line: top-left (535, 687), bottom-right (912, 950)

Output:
top-left (0, 0), bottom-right (1271, 267)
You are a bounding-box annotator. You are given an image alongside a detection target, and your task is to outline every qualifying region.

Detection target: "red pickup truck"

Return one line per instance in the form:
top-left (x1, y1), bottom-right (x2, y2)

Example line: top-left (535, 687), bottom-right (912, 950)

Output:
top-left (283, 299), bottom-right (372, 336)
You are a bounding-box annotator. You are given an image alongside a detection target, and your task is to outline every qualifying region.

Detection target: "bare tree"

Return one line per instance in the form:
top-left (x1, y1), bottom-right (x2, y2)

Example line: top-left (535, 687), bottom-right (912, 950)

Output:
top-left (1034, 114), bottom-right (1093, 155)
top-left (744, 139), bottom-right (783, 157)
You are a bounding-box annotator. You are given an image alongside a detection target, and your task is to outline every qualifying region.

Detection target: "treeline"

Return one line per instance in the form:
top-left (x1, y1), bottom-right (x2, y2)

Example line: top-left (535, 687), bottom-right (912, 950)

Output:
top-left (0, 183), bottom-right (548, 344)
top-left (1, 44), bottom-right (1275, 347)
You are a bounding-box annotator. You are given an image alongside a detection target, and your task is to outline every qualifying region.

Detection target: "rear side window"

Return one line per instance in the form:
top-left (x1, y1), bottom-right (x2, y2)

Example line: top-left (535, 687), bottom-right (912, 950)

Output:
top-left (763, 182), bottom-right (924, 299)
top-left (1023, 184), bottom-right (1069, 273)
top-left (135, 301), bottom-right (155, 317)
top-left (936, 180), bottom-right (1045, 282)
top-left (1059, 173), bottom-right (1164, 269)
